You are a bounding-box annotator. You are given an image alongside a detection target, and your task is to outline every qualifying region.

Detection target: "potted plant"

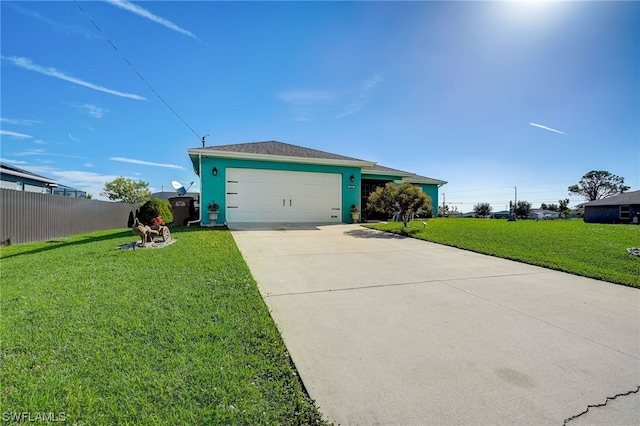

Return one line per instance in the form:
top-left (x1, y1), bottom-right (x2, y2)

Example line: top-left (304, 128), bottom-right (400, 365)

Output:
top-left (150, 216), bottom-right (165, 230)
top-left (207, 201), bottom-right (220, 223)
top-left (350, 204), bottom-right (359, 223)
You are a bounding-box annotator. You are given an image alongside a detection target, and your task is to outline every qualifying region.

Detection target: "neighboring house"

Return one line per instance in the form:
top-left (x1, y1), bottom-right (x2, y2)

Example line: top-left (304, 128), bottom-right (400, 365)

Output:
top-left (187, 141), bottom-right (447, 224)
top-left (0, 163), bottom-right (87, 197)
top-left (53, 184), bottom-right (87, 198)
top-left (491, 210), bottom-right (510, 219)
top-left (0, 163), bottom-right (58, 193)
top-left (152, 191), bottom-right (200, 203)
top-left (530, 209), bottom-right (560, 220)
top-left (583, 190), bottom-right (640, 224)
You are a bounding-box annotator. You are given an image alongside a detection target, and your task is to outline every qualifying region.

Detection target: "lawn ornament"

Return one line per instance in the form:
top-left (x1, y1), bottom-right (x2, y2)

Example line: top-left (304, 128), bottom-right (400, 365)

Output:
top-left (132, 218), bottom-right (171, 247)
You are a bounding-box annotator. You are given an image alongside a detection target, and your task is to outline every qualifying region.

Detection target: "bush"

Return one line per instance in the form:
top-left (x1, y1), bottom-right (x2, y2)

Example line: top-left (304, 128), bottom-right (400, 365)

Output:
top-left (137, 198), bottom-right (173, 225)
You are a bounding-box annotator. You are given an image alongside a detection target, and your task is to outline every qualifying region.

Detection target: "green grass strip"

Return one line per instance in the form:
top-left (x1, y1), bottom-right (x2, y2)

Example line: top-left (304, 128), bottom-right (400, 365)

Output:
top-left (1, 227), bottom-right (327, 425)
top-left (365, 218), bottom-right (639, 288)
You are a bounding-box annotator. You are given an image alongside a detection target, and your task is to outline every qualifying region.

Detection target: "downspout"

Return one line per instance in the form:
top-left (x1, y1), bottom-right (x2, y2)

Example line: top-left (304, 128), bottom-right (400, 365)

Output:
top-left (187, 152), bottom-right (202, 226)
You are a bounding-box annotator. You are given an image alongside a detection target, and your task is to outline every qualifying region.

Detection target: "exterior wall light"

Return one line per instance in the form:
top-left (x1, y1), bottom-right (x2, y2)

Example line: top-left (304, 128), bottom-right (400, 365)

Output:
top-left (350, 174), bottom-right (355, 182)
top-left (213, 167), bottom-right (218, 176)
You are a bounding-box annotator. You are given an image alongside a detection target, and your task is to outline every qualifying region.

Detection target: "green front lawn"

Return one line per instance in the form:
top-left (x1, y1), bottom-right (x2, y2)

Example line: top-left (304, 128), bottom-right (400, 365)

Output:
top-left (365, 218), bottom-right (639, 288)
top-left (1, 228), bottom-right (327, 425)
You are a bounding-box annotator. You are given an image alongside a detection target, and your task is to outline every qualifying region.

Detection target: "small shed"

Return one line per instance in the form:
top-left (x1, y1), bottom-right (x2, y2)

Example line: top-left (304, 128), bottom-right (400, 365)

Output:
top-left (583, 190), bottom-right (640, 224)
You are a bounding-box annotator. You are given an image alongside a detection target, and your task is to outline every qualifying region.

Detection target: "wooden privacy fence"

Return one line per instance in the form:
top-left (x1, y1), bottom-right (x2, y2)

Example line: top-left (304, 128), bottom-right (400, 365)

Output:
top-left (1, 189), bottom-right (134, 245)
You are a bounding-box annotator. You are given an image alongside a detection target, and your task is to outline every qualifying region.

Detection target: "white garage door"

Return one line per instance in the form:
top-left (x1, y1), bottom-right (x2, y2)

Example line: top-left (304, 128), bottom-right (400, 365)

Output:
top-left (226, 168), bottom-right (342, 223)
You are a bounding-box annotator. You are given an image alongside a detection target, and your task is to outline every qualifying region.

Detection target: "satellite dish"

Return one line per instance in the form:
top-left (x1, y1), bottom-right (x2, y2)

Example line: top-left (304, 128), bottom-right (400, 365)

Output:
top-left (171, 180), bottom-right (194, 196)
top-left (171, 180), bottom-right (187, 196)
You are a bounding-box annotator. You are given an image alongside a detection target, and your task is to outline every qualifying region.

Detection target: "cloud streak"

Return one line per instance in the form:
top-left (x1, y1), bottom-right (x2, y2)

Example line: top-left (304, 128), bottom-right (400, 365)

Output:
top-left (277, 90), bottom-right (335, 106)
top-left (110, 157), bottom-right (185, 170)
top-left (2, 56), bottom-right (146, 100)
top-left (529, 122), bottom-right (565, 135)
top-left (1, 117), bottom-right (40, 126)
top-left (10, 3), bottom-right (99, 39)
top-left (337, 72), bottom-right (384, 118)
top-left (74, 104), bottom-right (107, 118)
top-left (105, 0), bottom-right (199, 40)
top-left (0, 130), bottom-right (33, 139)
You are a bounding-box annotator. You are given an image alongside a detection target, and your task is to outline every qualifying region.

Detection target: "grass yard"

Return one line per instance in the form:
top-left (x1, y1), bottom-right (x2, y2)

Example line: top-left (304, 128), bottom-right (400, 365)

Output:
top-left (0, 227), bottom-right (327, 425)
top-left (365, 218), bottom-right (639, 288)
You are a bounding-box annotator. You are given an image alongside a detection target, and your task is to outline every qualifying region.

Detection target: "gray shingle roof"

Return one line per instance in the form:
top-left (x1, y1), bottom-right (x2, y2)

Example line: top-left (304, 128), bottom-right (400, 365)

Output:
top-left (363, 164), bottom-right (412, 175)
top-left (584, 190), bottom-right (640, 206)
top-left (202, 141), bottom-right (366, 162)
top-left (0, 162), bottom-right (57, 184)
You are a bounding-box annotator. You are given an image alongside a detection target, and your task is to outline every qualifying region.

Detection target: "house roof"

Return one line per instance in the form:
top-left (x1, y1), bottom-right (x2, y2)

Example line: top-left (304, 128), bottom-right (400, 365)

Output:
top-left (188, 140), bottom-right (375, 169)
top-left (202, 141), bottom-right (366, 161)
top-left (583, 190), bottom-right (640, 206)
top-left (187, 140), bottom-right (446, 185)
top-left (0, 162), bottom-right (58, 186)
top-left (363, 164), bottom-right (413, 176)
top-left (362, 165), bottom-right (447, 185)
top-left (403, 174), bottom-right (448, 186)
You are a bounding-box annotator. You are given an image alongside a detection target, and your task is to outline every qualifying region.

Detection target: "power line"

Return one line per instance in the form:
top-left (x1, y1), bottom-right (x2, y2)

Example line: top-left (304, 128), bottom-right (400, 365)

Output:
top-left (72, 0), bottom-right (202, 142)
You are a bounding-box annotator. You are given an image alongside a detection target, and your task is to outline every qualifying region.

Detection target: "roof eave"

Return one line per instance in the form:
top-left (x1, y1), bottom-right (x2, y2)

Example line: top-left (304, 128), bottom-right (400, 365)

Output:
top-left (361, 168), bottom-right (413, 178)
top-left (0, 169), bottom-right (58, 185)
top-left (187, 148), bottom-right (376, 168)
top-left (403, 177), bottom-right (448, 186)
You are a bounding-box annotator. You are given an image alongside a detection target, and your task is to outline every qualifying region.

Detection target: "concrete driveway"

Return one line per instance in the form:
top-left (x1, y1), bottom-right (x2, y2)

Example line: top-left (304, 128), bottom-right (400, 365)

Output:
top-left (230, 223), bottom-right (640, 425)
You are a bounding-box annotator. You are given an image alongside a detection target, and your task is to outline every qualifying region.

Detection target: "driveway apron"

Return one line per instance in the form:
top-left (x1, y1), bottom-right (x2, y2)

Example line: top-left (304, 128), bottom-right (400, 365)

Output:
top-left (230, 223), bottom-right (640, 425)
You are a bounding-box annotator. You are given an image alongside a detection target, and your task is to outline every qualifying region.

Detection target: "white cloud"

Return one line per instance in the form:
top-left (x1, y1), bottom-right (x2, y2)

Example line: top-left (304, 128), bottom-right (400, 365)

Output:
top-left (26, 166), bottom-right (124, 199)
top-left (75, 104), bottom-right (107, 118)
top-left (277, 90), bottom-right (336, 121)
top-left (277, 90), bottom-right (336, 106)
top-left (0, 117), bottom-right (40, 126)
top-left (68, 134), bottom-right (79, 142)
top-left (2, 56), bottom-right (146, 100)
top-left (110, 157), bottom-right (186, 170)
top-left (105, 0), bottom-right (199, 40)
top-left (0, 158), bottom-right (28, 165)
top-left (11, 149), bottom-right (87, 159)
top-left (0, 130), bottom-right (33, 139)
top-left (9, 3), bottom-right (99, 39)
top-left (337, 72), bottom-right (384, 118)
top-left (529, 122), bottom-right (566, 135)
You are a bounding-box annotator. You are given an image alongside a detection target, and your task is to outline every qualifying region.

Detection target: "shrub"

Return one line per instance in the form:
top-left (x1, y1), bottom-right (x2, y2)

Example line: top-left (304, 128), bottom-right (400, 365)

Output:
top-left (137, 198), bottom-right (173, 225)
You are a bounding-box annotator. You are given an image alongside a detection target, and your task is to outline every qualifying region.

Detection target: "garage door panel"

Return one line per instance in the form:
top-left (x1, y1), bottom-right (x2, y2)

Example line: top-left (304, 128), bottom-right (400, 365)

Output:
top-left (226, 168), bottom-right (342, 223)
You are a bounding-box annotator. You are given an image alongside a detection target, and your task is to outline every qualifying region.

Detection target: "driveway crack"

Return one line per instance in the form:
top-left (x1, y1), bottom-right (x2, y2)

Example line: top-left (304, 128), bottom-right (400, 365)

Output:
top-left (563, 385), bottom-right (640, 424)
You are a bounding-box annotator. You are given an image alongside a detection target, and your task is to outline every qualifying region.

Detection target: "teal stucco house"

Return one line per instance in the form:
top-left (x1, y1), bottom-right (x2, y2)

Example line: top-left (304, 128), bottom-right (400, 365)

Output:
top-left (187, 141), bottom-right (446, 225)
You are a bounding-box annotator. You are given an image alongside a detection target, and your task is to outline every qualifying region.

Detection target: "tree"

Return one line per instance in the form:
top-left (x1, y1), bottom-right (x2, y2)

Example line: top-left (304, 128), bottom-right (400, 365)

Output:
top-left (439, 204), bottom-right (458, 217)
top-left (367, 182), bottom-right (432, 227)
top-left (558, 198), bottom-right (570, 219)
top-left (515, 201), bottom-right (531, 218)
top-left (568, 170), bottom-right (630, 201)
top-left (101, 177), bottom-right (151, 207)
top-left (473, 202), bottom-right (492, 218)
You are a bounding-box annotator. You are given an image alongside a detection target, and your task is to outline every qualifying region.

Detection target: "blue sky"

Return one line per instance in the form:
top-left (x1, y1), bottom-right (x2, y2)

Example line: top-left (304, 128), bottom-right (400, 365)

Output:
top-left (1, 1), bottom-right (638, 211)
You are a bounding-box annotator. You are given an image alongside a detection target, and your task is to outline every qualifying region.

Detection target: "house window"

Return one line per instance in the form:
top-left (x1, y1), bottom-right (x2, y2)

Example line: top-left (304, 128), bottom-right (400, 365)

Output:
top-left (15, 181), bottom-right (24, 191)
top-left (620, 206), bottom-right (630, 220)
